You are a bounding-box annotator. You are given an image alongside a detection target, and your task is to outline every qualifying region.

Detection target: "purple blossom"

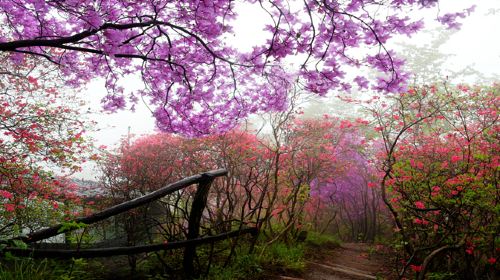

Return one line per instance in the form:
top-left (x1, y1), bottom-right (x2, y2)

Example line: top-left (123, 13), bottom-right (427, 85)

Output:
top-left (102, 95), bottom-right (126, 112)
top-left (0, 0), bottom-right (468, 135)
top-left (438, 6), bottom-right (476, 30)
top-left (354, 76), bottom-right (369, 90)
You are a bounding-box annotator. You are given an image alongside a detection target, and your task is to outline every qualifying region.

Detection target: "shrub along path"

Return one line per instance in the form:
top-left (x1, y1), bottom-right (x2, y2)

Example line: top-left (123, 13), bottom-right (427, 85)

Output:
top-left (279, 243), bottom-right (391, 280)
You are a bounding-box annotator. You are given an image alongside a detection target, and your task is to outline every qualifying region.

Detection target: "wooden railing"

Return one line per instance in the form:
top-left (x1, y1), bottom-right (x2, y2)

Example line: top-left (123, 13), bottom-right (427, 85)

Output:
top-left (2, 169), bottom-right (257, 278)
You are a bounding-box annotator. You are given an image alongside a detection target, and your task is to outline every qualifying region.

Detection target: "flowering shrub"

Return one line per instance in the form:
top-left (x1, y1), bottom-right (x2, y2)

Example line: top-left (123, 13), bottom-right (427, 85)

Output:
top-left (371, 84), bottom-right (499, 278)
top-left (0, 55), bottom-right (95, 238)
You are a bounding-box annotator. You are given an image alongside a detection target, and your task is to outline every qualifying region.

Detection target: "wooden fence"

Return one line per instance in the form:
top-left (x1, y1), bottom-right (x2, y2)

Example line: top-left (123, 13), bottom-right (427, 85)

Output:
top-left (2, 169), bottom-right (257, 278)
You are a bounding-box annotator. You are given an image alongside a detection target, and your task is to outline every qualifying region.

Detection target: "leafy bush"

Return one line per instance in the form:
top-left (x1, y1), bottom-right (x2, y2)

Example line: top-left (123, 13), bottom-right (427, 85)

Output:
top-left (260, 242), bottom-right (305, 271)
top-left (306, 232), bottom-right (341, 247)
top-left (427, 272), bottom-right (458, 280)
top-left (206, 254), bottom-right (262, 280)
top-left (205, 241), bottom-right (306, 280)
top-left (0, 257), bottom-right (103, 280)
top-left (0, 258), bottom-right (51, 280)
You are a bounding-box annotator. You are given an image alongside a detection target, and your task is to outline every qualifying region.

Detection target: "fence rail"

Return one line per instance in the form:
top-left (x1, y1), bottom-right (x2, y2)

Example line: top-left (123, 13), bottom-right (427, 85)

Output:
top-left (12, 169), bottom-right (227, 244)
top-left (5, 227), bottom-right (257, 258)
top-left (2, 169), bottom-right (255, 278)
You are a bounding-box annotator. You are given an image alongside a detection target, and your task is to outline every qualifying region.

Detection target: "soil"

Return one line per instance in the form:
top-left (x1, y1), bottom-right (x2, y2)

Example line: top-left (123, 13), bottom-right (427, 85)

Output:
top-left (278, 243), bottom-right (395, 280)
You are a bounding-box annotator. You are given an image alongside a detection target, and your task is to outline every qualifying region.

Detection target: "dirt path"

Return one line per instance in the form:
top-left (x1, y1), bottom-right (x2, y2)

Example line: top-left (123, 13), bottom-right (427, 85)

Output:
top-left (281, 243), bottom-right (391, 280)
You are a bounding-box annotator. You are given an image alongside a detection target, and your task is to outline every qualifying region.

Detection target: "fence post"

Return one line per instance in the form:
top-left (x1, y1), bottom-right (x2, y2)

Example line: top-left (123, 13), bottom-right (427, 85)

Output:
top-left (183, 173), bottom-right (215, 278)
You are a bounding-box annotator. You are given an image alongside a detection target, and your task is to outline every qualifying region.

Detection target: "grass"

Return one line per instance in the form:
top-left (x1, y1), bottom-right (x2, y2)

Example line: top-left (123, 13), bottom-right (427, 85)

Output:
top-left (206, 231), bottom-right (342, 279)
top-left (305, 231), bottom-right (341, 248)
top-left (0, 257), bottom-right (104, 280)
top-left (0, 231), bottom-right (338, 280)
top-left (260, 242), bottom-right (305, 271)
top-left (205, 253), bottom-right (262, 280)
top-left (0, 258), bottom-right (52, 280)
top-left (205, 241), bottom-right (306, 280)
top-left (427, 272), bottom-right (458, 280)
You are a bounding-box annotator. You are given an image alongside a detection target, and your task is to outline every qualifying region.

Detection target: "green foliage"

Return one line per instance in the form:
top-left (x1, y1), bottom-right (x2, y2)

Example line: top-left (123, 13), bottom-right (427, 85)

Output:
top-left (55, 258), bottom-right (99, 280)
top-left (305, 232), bottom-right (341, 247)
top-left (427, 272), bottom-right (458, 280)
top-left (9, 239), bottom-right (28, 250)
top-left (204, 241), bottom-right (306, 280)
top-left (206, 254), bottom-right (262, 280)
top-left (58, 222), bottom-right (87, 233)
top-left (0, 258), bottom-right (51, 280)
top-left (0, 257), bottom-right (103, 280)
top-left (367, 245), bottom-right (377, 257)
top-left (260, 242), bottom-right (305, 271)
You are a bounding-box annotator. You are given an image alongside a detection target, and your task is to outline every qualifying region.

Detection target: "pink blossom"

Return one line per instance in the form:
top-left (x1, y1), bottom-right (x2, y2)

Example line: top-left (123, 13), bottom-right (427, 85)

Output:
top-left (410, 265), bottom-right (422, 272)
top-left (414, 201), bottom-right (425, 209)
top-left (451, 155), bottom-right (461, 163)
top-left (4, 203), bottom-right (15, 212)
top-left (0, 190), bottom-right (13, 199)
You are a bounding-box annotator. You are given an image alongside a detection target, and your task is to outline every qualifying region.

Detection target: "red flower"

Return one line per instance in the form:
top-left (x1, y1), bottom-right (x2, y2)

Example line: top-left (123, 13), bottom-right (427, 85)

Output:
top-left (4, 203), bottom-right (15, 212)
top-left (27, 76), bottom-right (38, 86)
top-left (410, 265), bottom-right (423, 272)
top-left (451, 155), bottom-right (461, 163)
top-left (414, 201), bottom-right (425, 209)
top-left (487, 257), bottom-right (496, 264)
top-left (0, 190), bottom-right (13, 199)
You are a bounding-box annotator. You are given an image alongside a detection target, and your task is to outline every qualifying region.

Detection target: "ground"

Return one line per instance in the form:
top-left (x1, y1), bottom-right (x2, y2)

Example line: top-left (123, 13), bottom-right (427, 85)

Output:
top-left (279, 243), bottom-right (394, 280)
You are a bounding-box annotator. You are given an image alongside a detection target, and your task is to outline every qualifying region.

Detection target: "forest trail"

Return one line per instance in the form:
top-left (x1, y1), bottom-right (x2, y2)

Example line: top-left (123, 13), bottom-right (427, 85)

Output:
top-left (281, 243), bottom-right (389, 280)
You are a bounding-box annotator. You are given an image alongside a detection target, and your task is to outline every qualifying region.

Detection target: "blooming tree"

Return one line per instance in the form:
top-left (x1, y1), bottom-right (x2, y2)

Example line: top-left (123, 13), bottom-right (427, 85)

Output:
top-left (0, 55), bottom-right (95, 237)
top-left (272, 116), bottom-right (384, 241)
top-left (0, 0), bottom-right (473, 135)
top-left (369, 84), bottom-right (499, 279)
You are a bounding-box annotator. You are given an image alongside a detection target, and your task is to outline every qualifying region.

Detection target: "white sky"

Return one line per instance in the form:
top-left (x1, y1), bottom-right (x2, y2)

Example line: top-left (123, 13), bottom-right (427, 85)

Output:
top-left (72, 0), bottom-right (500, 180)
